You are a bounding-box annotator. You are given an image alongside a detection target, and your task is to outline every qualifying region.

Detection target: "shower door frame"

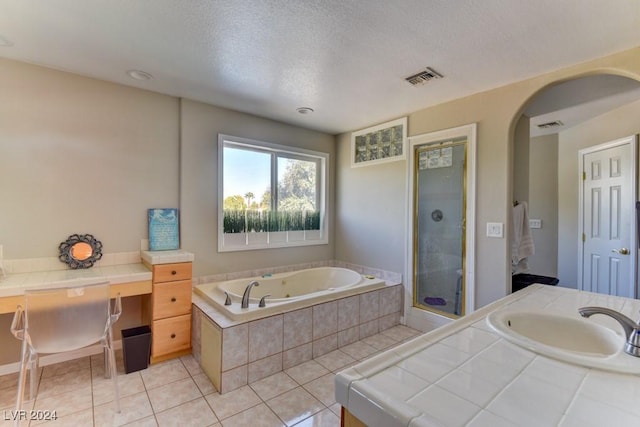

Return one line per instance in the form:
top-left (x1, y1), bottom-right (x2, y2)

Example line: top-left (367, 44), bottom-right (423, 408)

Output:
top-left (406, 123), bottom-right (477, 318)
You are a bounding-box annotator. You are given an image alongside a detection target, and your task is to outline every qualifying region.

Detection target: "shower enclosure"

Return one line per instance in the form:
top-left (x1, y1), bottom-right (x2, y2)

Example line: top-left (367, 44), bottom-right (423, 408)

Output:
top-left (413, 138), bottom-right (467, 317)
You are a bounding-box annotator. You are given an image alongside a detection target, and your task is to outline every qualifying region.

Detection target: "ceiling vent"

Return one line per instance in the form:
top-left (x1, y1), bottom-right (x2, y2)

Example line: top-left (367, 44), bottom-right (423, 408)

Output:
top-left (405, 67), bottom-right (443, 86)
top-left (537, 120), bottom-right (564, 129)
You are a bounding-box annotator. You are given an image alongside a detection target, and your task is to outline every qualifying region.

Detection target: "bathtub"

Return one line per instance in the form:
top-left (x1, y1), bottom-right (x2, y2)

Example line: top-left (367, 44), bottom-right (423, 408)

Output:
top-left (195, 267), bottom-right (386, 321)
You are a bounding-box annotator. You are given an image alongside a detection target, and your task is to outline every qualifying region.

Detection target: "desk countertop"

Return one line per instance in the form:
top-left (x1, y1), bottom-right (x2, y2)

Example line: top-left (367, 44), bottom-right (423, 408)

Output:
top-left (0, 263), bottom-right (152, 297)
top-left (335, 285), bottom-right (640, 426)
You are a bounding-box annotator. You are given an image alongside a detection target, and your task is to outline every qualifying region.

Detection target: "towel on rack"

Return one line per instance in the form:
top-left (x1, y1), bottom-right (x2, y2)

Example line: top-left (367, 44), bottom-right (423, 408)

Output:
top-left (511, 201), bottom-right (535, 265)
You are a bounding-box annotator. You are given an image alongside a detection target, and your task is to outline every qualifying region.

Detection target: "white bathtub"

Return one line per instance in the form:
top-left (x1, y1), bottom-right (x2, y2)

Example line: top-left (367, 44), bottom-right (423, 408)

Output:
top-left (195, 267), bottom-right (386, 321)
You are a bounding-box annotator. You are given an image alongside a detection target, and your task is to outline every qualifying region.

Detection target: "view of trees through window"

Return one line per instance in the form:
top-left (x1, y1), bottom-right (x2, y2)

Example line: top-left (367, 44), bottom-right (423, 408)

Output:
top-left (222, 145), bottom-right (321, 234)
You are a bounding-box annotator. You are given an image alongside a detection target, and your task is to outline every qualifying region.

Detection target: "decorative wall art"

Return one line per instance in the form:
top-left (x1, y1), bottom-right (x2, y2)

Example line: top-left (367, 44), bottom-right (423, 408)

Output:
top-left (148, 208), bottom-right (180, 250)
top-left (351, 117), bottom-right (407, 167)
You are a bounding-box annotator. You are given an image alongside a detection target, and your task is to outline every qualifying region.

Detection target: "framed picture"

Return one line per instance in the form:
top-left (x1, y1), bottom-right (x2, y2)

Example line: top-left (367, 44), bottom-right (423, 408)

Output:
top-left (351, 117), bottom-right (407, 167)
top-left (148, 208), bottom-right (180, 250)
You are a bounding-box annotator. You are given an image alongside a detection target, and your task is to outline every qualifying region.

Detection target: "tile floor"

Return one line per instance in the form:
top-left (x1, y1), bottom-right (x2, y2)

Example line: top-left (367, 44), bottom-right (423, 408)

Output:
top-left (0, 325), bottom-right (420, 427)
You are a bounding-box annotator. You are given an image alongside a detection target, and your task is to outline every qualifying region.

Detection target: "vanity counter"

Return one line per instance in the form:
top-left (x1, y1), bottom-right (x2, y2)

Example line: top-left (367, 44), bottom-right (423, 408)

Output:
top-left (0, 263), bottom-right (152, 313)
top-left (336, 285), bottom-right (640, 426)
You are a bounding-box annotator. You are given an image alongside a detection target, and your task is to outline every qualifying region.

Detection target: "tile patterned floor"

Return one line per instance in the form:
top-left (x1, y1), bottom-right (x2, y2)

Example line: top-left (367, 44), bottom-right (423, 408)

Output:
top-left (0, 325), bottom-right (420, 427)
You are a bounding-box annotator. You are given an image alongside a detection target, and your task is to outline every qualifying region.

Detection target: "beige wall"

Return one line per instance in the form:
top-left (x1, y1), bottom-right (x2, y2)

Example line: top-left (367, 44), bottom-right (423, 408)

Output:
top-left (0, 59), bottom-right (335, 277)
top-left (527, 133), bottom-right (559, 278)
top-left (0, 58), bottom-right (180, 259)
top-left (513, 116), bottom-right (531, 204)
top-left (179, 99), bottom-right (336, 278)
top-left (336, 46), bottom-right (640, 309)
top-left (557, 97), bottom-right (640, 287)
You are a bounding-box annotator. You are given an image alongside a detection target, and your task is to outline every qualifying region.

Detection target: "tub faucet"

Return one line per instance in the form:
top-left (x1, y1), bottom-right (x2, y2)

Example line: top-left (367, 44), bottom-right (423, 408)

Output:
top-left (578, 306), bottom-right (640, 357)
top-left (241, 281), bottom-right (260, 308)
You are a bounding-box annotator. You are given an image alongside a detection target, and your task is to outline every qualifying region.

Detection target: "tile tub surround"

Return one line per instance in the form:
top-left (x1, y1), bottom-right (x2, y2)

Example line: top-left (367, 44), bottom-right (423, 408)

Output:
top-left (336, 285), bottom-right (640, 427)
top-left (194, 283), bottom-right (403, 394)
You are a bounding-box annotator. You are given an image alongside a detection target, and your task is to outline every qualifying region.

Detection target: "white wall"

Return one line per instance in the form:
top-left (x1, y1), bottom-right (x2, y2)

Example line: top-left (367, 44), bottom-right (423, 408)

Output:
top-left (557, 97), bottom-right (640, 287)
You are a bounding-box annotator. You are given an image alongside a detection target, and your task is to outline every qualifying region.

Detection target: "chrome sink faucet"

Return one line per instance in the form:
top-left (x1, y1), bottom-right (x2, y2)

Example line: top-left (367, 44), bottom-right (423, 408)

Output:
top-left (579, 306), bottom-right (640, 357)
top-left (241, 280), bottom-right (260, 308)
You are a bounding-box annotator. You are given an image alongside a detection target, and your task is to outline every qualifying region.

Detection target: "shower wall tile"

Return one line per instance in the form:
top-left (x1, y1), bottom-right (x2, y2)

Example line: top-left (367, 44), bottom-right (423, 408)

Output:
top-left (283, 308), bottom-right (312, 350)
top-left (359, 319), bottom-right (379, 339)
top-left (248, 353), bottom-right (282, 383)
top-left (337, 296), bottom-right (360, 331)
top-left (248, 315), bottom-right (283, 362)
top-left (338, 326), bottom-right (360, 348)
top-left (283, 343), bottom-right (313, 370)
top-left (359, 291), bottom-right (380, 323)
top-left (312, 333), bottom-right (338, 358)
top-left (313, 301), bottom-right (338, 340)
top-left (222, 324), bottom-right (248, 371)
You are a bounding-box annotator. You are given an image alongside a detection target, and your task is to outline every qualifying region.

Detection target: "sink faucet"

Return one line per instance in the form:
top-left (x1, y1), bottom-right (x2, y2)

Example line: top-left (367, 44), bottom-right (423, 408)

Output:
top-left (578, 306), bottom-right (640, 357)
top-left (241, 280), bottom-right (260, 308)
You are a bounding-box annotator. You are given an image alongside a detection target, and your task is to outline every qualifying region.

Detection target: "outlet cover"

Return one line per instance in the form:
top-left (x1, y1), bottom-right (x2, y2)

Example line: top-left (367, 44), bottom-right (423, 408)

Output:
top-left (529, 219), bottom-right (542, 229)
top-left (486, 222), bottom-right (504, 238)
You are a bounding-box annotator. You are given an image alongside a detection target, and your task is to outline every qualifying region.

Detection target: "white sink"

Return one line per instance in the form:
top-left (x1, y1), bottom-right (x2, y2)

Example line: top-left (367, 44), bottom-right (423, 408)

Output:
top-left (487, 310), bottom-right (640, 373)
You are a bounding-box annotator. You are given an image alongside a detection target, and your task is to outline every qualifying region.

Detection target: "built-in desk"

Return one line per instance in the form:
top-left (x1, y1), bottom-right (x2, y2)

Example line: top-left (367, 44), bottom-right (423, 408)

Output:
top-left (0, 263), bottom-right (153, 314)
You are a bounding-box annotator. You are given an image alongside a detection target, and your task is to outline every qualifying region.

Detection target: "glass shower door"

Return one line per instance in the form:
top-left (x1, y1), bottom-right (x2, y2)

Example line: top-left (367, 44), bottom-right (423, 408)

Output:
top-left (414, 140), bottom-right (466, 317)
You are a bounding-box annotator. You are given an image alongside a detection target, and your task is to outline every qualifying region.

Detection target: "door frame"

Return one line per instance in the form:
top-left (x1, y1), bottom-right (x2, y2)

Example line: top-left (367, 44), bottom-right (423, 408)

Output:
top-left (577, 135), bottom-right (638, 295)
top-left (406, 123), bottom-right (477, 320)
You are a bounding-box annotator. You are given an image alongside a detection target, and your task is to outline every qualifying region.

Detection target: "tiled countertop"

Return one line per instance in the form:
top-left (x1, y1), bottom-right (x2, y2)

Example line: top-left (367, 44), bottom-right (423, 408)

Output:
top-left (335, 285), bottom-right (640, 426)
top-left (0, 263), bottom-right (151, 297)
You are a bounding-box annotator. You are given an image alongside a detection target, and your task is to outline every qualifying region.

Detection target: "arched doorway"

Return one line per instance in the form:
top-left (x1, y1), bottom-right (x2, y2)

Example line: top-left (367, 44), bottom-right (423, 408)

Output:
top-left (510, 73), bottom-right (640, 295)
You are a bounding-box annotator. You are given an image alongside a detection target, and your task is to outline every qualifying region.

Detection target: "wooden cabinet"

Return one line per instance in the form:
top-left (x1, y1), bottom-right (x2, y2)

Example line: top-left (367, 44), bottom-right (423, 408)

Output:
top-left (144, 261), bottom-right (193, 363)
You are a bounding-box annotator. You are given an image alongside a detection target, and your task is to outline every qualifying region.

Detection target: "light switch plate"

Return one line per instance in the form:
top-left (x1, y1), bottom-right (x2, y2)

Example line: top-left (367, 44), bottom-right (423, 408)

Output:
top-left (529, 219), bottom-right (542, 229)
top-left (486, 222), bottom-right (504, 238)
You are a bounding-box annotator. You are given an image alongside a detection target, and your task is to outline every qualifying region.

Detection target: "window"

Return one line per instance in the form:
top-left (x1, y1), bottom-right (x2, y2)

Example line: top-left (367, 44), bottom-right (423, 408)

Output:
top-left (218, 134), bottom-right (328, 251)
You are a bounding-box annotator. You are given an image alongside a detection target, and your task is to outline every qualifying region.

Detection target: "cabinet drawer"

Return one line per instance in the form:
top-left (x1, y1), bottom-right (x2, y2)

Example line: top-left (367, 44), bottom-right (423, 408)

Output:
top-left (153, 262), bottom-right (192, 283)
top-left (153, 280), bottom-right (192, 319)
top-left (152, 314), bottom-right (191, 357)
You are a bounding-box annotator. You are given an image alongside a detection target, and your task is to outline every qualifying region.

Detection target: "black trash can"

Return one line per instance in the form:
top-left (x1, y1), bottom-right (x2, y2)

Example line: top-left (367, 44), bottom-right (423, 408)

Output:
top-left (512, 274), bottom-right (559, 293)
top-left (121, 325), bottom-right (151, 374)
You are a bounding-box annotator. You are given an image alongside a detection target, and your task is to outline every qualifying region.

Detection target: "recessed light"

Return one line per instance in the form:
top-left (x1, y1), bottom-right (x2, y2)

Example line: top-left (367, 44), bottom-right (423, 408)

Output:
top-left (0, 35), bottom-right (14, 47)
top-left (126, 70), bottom-right (153, 81)
top-left (296, 107), bottom-right (314, 115)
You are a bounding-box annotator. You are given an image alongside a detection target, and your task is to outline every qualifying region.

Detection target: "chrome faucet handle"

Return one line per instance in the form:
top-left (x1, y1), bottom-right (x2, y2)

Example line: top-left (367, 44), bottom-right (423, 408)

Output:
top-left (259, 294), bottom-right (271, 308)
top-left (224, 292), bottom-right (232, 306)
top-left (579, 306), bottom-right (640, 357)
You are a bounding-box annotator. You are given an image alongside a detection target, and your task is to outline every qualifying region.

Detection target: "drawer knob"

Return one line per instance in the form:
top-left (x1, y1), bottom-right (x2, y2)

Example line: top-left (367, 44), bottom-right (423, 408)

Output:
top-left (171, 333), bottom-right (176, 339)
top-left (171, 297), bottom-right (177, 303)
top-left (171, 270), bottom-right (177, 275)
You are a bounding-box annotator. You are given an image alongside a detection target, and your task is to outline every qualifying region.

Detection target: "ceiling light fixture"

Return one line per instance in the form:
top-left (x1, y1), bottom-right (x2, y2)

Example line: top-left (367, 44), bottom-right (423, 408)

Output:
top-left (126, 70), bottom-right (153, 81)
top-left (296, 107), bottom-right (314, 115)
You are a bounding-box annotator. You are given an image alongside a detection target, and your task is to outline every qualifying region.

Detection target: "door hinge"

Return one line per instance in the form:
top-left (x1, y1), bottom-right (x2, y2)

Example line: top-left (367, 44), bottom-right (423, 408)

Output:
top-left (583, 171), bottom-right (586, 180)
top-left (582, 233), bottom-right (586, 242)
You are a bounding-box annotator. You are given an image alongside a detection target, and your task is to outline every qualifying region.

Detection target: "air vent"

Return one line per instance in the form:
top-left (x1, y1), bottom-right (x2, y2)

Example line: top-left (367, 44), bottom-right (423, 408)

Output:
top-left (405, 67), bottom-right (443, 86)
top-left (537, 120), bottom-right (564, 129)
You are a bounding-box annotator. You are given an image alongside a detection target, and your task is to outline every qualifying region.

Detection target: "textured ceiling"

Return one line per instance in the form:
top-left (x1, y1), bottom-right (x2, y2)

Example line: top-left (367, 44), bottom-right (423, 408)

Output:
top-left (1, 1), bottom-right (640, 134)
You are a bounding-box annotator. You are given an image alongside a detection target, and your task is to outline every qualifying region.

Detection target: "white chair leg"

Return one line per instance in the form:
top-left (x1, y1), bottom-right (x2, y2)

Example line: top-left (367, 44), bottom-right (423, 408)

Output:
top-left (14, 341), bottom-right (29, 427)
top-left (28, 355), bottom-right (38, 402)
top-left (106, 330), bottom-right (120, 413)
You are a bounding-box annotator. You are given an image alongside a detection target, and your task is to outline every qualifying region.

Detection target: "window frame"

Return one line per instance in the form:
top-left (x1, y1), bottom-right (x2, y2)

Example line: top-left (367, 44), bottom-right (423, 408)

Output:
top-left (217, 134), bottom-right (329, 252)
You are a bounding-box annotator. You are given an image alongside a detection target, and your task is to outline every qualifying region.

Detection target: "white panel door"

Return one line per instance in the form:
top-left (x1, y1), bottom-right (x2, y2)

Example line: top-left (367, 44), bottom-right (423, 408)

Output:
top-left (581, 136), bottom-right (636, 297)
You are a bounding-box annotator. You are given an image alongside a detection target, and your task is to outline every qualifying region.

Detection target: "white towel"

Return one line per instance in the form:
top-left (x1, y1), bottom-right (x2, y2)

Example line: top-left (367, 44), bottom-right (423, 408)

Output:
top-left (512, 201), bottom-right (535, 265)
